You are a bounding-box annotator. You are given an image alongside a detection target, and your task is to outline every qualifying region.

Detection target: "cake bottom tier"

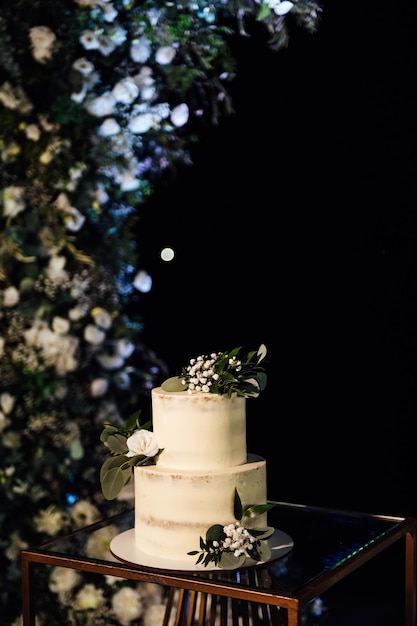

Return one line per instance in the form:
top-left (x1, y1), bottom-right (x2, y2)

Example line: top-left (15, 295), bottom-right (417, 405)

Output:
top-left (134, 454), bottom-right (267, 562)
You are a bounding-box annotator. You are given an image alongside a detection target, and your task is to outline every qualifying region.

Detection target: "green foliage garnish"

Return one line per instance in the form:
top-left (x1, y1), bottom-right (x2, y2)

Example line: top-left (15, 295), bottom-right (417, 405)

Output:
top-left (188, 489), bottom-right (276, 569)
top-left (161, 344), bottom-right (268, 398)
top-left (100, 410), bottom-right (163, 500)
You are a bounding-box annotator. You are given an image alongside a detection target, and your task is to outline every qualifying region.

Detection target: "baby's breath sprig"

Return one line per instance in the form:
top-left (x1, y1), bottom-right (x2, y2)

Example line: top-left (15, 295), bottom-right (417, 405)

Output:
top-left (161, 344), bottom-right (267, 398)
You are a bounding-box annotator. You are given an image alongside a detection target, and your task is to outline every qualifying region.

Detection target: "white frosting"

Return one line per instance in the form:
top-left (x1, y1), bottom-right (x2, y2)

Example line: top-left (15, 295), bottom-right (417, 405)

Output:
top-left (151, 387), bottom-right (247, 470)
top-left (134, 455), bottom-right (267, 561)
top-left (133, 387), bottom-right (268, 562)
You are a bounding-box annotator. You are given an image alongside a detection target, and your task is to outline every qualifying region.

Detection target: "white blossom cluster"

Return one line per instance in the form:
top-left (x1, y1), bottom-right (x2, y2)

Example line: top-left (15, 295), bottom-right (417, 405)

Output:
top-left (220, 522), bottom-right (256, 558)
top-left (182, 353), bottom-right (242, 393)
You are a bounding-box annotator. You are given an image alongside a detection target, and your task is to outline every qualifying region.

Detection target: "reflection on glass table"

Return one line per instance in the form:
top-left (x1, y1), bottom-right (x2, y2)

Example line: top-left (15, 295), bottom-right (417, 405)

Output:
top-left (21, 501), bottom-right (416, 626)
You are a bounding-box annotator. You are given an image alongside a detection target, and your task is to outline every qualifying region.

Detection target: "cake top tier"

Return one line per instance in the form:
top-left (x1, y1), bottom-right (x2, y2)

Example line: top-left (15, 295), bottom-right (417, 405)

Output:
top-left (151, 387), bottom-right (247, 470)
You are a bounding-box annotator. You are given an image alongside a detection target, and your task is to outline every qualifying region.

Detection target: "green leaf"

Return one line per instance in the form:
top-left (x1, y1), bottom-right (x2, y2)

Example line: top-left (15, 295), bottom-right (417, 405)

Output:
top-left (219, 551), bottom-right (246, 569)
top-left (243, 502), bottom-right (277, 518)
top-left (161, 376), bottom-right (185, 392)
top-left (105, 432), bottom-right (128, 454)
top-left (100, 455), bottom-right (128, 482)
top-left (246, 526), bottom-right (275, 541)
top-left (250, 539), bottom-right (271, 563)
top-left (100, 426), bottom-right (119, 443)
top-left (206, 524), bottom-right (225, 543)
top-left (126, 409), bottom-right (142, 431)
top-left (257, 371), bottom-right (267, 391)
top-left (233, 489), bottom-right (243, 521)
top-left (100, 456), bottom-right (132, 500)
top-left (256, 4), bottom-right (271, 21)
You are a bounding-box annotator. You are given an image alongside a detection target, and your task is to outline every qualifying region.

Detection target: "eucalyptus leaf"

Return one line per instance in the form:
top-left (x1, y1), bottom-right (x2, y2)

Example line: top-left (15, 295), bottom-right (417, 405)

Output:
top-left (161, 376), bottom-right (185, 392)
top-left (244, 502), bottom-right (277, 518)
top-left (247, 526), bottom-right (275, 540)
top-left (99, 454), bottom-right (129, 482)
top-left (105, 433), bottom-right (129, 454)
top-left (219, 551), bottom-right (246, 569)
top-left (101, 462), bottom-right (132, 500)
top-left (206, 524), bottom-right (225, 543)
top-left (250, 539), bottom-right (271, 563)
top-left (100, 426), bottom-right (119, 443)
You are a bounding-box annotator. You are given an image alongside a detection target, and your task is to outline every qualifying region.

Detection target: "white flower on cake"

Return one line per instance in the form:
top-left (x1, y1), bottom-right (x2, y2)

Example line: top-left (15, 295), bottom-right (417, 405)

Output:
top-left (126, 429), bottom-right (159, 458)
top-left (100, 412), bottom-right (163, 501)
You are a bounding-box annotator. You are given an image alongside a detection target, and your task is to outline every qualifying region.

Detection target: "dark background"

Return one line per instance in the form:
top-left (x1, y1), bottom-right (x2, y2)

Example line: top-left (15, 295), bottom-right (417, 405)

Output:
top-left (137, 2), bottom-right (417, 519)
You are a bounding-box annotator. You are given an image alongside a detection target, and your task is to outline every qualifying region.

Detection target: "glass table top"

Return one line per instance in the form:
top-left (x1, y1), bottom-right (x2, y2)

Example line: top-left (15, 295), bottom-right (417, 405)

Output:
top-left (29, 500), bottom-right (412, 601)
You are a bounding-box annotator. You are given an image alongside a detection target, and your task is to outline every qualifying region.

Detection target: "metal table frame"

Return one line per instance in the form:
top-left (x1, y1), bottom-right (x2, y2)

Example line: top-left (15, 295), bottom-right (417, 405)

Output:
top-left (21, 501), bottom-right (417, 626)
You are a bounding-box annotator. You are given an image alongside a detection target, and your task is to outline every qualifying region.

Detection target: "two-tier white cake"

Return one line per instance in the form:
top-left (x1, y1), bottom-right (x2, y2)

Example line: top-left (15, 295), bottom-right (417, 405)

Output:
top-left (101, 345), bottom-right (270, 567)
top-left (133, 387), bottom-right (267, 561)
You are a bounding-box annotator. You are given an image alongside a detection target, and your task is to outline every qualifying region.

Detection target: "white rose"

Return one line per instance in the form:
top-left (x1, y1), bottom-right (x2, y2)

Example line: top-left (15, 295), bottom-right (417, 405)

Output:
top-left (49, 566), bottom-right (82, 595)
top-left (170, 103), bottom-right (189, 128)
top-left (52, 316), bottom-right (70, 335)
top-left (91, 307), bottom-right (112, 329)
top-left (29, 25), bottom-right (56, 49)
top-left (133, 270), bottom-right (152, 293)
top-left (46, 255), bottom-right (68, 283)
top-left (35, 506), bottom-right (68, 536)
top-left (95, 353), bottom-right (124, 370)
top-left (155, 45), bottom-right (176, 65)
top-left (74, 584), bottom-right (105, 610)
top-left (130, 37), bottom-right (151, 63)
top-left (90, 378), bottom-right (109, 397)
top-left (85, 524), bottom-right (119, 559)
top-left (84, 324), bottom-right (106, 345)
top-left (144, 603), bottom-right (168, 626)
top-left (3, 286), bottom-right (20, 307)
top-left (54, 348), bottom-right (79, 376)
top-left (25, 123), bottom-right (41, 141)
top-left (273, 1), bottom-right (294, 15)
top-left (126, 429), bottom-right (159, 458)
top-left (85, 92), bottom-right (116, 117)
top-left (68, 305), bottom-right (85, 321)
top-left (116, 338), bottom-right (134, 358)
top-left (118, 170), bottom-right (140, 191)
top-left (0, 412), bottom-right (10, 433)
top-left (3, 186), bottom-right (25, 218)
top-left (79, 30), bottom-right (100, 51)
top-left (0, 392), bottom-right (15, 415)
top-left (98, 117), bottom-right (120, 137)
top-left (72, 57), bottom-right (95, 76)
top-left (29, 26), bottom-right (56, 63)
top-left (70, 499), bottom-right (101, 527)
top-left (112, 78), bottom-right (139, 104)
top-left (112, 586), bottom-right (143, 626)
top-left (128, 112), bottom-right (154, 134)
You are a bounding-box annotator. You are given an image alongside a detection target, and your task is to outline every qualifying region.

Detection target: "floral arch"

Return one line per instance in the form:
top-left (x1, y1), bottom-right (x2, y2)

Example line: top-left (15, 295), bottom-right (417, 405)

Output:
top-left (0, 1), bottom-right (321, 624)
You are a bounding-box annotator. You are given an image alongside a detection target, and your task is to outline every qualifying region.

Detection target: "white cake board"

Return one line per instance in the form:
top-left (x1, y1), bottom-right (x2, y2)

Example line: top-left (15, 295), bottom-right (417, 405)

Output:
top-left (110, 528), bottom-right (294, 572)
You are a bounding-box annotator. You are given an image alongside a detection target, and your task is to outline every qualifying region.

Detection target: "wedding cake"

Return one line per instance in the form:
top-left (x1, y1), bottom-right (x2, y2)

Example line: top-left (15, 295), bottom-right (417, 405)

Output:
top-left (101, 344), bottom-right (273, 568)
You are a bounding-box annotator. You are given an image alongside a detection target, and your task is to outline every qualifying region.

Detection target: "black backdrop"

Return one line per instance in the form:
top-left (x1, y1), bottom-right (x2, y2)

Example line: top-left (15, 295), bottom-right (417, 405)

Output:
top-left (137, 2), bottom-right (417, 519)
